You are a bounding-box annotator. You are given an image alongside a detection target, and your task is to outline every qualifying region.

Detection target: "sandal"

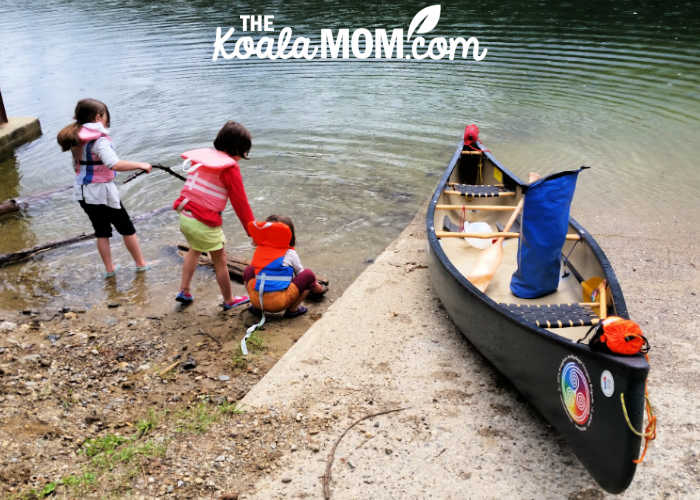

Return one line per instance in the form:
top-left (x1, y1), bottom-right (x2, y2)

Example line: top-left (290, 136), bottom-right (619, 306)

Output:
top-left (283, 305), bottom-right (308, 319)
top-left (175, 291), bottom-right (194, 304)
top-left (222, 295), bottom-right (250, 310)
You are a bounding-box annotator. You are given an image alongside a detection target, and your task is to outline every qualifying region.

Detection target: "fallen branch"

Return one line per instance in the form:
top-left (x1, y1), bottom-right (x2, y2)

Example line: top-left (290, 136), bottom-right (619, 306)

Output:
top-left (0, 206), bottom-right (170, 267)
top-left (176, 244), bottom-right (329, 287)
top-left (322, 407), bottom-right (409, 500)
top-left (0, 185), bottom-right (72, 217)
top-left (177, 244), bottom-right (249, 283)
top-left (0, 165), bottom-right (181, 219)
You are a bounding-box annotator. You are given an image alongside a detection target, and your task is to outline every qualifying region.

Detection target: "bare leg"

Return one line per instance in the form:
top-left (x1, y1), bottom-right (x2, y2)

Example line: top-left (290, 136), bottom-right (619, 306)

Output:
top-left (210, 248), bottom-right (233, 303)
top-left (286, 290), bottom-right (311, 313)
top-left (122, 234), bottom-right (147, 267)
top-left (180, 248), bottom-right (200, 294)
top-left (96, 237), bottom-right (114, 273)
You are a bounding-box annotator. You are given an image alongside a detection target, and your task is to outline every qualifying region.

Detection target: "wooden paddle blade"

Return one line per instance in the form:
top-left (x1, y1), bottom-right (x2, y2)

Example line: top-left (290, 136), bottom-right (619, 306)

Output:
top-left (466, 241), bottom-right (503, 293)
top-left (466, 197), bottom-right (524, 293)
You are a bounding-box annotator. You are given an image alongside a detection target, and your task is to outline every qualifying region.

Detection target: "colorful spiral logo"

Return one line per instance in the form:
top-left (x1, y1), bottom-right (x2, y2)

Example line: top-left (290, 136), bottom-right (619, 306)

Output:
top-left (559, 358), bottom-right (591, 428)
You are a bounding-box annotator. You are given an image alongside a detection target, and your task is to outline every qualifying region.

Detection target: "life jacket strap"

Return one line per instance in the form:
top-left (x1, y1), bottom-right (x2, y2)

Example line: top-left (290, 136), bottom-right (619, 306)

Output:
top-left (79, 160), bottom-right (105, 166)
top-left (241, 273), bottom-right (281, 355)
top-left (175, 197), bottom-right (190, 213)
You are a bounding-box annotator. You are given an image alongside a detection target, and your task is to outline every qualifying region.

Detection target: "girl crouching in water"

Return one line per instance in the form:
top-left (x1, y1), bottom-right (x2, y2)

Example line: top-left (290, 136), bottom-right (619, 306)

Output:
top-left (244, 215), bottom-right (327, 318)
top-left (57, 98), bottom-right (151, 278)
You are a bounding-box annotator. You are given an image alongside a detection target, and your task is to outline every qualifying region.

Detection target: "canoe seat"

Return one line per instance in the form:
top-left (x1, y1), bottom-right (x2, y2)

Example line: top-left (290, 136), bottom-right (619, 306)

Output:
top-left (500, 303), bottom-right (599, 328)
top-left (445, 184), bottom-right (515, 198)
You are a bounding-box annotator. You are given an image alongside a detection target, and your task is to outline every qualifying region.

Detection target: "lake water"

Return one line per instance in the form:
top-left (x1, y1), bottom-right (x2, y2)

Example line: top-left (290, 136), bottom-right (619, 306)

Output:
top-left (0, 0), bottom-right (698, 311)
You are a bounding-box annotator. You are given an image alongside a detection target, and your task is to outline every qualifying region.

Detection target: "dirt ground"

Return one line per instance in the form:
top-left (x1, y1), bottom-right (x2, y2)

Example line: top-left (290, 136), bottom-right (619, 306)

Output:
top-left (0, 290), bottom-right (333, 499)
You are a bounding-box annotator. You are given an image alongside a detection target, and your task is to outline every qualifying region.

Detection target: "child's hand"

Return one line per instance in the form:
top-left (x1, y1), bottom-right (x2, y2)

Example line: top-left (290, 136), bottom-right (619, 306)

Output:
top-left (140, 163), bottom-right (152, 173)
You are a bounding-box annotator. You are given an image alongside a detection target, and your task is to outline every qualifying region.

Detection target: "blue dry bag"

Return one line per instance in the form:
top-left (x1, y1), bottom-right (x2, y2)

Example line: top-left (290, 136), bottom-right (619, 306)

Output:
top-left (510, 167), bottom-right (587, 298)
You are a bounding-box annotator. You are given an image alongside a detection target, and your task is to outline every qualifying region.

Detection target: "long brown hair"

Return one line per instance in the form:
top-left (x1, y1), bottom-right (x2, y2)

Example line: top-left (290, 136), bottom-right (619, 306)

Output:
top-left (56, 98), bottom-right (111, 151)
top-left (266, 214), bottom-right (296, 247)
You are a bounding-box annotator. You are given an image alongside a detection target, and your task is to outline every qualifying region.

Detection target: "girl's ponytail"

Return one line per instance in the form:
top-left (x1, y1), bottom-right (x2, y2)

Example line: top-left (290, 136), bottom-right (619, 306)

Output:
top-left (57, 98), bottom-right (111, 151)
top-left (57, 122), bottom-right (80, 151)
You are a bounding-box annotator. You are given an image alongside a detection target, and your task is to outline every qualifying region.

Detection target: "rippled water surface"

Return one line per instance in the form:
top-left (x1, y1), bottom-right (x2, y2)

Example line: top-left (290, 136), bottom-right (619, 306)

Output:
top-left (0, 0), bottom-right (698, 310)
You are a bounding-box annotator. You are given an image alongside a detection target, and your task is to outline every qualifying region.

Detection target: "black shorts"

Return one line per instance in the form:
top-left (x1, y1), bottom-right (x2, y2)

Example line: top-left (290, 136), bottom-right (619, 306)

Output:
top-left (79, 200), bottom-right (136, 238)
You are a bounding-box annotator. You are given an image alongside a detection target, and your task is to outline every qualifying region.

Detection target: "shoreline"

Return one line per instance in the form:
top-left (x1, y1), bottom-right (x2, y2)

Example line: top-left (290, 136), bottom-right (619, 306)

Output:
top-left (0, 200), bottom-right (697, 498)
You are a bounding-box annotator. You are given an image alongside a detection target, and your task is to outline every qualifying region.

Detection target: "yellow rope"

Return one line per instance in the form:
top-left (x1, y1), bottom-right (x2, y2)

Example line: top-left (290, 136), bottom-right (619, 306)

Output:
top-left (620, 393), bottom-right (652, 437)
top-left (620, 391), bottom-right (657, 463)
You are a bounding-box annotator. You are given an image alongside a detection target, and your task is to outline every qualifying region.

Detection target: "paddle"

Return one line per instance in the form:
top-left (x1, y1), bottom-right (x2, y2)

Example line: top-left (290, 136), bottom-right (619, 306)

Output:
top-left (466, 197), bottom-right (524, 293)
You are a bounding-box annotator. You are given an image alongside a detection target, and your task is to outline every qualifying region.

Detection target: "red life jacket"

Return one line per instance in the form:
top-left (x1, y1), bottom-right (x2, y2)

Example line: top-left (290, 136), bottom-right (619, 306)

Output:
top-left (248, 220), bottom-right (294, 292)
top-left (173, 148), bottom-right (237, 226)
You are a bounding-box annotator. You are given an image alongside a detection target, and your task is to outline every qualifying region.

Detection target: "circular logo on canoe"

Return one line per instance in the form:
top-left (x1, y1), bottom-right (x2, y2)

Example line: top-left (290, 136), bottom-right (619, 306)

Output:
top-left (558, 356), bottom-right (593, 430)
top-left (600, 369), bottom-right (615, 397)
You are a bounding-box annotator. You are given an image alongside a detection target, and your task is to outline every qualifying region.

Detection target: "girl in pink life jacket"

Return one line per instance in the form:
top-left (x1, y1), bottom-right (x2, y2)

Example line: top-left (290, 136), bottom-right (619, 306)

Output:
top-left (57, 98), bottom-right (152, 278)
top-left (243, 215), bottom-right (327, 318)
top-left (173, 121), bottom-right (255, 310)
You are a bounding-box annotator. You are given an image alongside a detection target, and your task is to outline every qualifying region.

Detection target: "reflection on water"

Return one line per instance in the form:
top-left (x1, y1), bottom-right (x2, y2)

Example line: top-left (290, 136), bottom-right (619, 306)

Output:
top-left (0, 0), bottom-right (698, 311)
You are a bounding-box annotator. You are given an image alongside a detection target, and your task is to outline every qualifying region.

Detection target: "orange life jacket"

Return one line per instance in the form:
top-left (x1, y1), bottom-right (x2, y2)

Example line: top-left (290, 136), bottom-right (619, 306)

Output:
top-left (248, 220), bottom-right (294, 292)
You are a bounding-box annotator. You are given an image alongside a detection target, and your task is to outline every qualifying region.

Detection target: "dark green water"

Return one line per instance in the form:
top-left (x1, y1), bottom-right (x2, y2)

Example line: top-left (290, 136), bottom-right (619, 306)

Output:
top-left (0, 1), bottom-right (698, 310)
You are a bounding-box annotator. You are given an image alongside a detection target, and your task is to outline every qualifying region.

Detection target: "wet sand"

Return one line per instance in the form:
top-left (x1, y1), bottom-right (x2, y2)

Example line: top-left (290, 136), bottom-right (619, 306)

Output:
top-left (239, 207), bottom-right (699, 498)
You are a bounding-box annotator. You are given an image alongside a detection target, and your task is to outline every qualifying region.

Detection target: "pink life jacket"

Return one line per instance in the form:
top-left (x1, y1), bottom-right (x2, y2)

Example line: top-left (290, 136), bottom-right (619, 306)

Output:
top-left (175, 148), bottom-right (237, 213)
top-left (76, 126), bottom-right (115, 184)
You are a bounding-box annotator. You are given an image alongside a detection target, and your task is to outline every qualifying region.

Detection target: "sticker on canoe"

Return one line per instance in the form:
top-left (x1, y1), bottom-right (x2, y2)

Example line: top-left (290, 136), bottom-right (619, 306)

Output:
top-left (558, 356), bottom-right (593, 430)
top-left (600, 370), bottom-right (615, 397)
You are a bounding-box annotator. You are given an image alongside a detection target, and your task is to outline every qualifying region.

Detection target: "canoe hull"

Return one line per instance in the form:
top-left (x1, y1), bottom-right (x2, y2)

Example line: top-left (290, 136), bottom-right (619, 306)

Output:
top-left (426, 141), bottom-right (649, 493)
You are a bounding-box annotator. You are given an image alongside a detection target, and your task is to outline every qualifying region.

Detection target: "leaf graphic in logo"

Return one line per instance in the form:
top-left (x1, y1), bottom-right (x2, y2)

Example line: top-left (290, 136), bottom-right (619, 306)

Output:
top-left (406, 4), bottom-right (441, 40)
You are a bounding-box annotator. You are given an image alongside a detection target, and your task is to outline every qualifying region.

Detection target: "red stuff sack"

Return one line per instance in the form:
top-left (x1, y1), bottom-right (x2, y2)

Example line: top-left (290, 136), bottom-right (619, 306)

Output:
top-left (463, 124), bottom-right (479, 147)
top-left (582, 316), bottom-right (650, 355)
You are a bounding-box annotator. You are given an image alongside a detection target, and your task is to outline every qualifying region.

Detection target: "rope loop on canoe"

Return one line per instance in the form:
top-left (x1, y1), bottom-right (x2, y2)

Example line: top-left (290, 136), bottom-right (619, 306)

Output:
top-left (620, 365), bottom-right (656, 463)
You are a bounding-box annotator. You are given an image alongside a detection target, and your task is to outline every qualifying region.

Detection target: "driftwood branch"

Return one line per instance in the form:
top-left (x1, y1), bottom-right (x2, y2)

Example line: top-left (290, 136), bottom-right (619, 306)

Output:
top-left (176, 244), bottom-right (250, 283)
top-left (321, 407), bottom-right (408, 500)
top-left (0, 165), bottom-right (181, 218)
top-left (176, 244), bottom-right (329, 287)
top-left (0, 185), bottom-right (73, 217)
top-left (0, 206), bottom-right (170, 267)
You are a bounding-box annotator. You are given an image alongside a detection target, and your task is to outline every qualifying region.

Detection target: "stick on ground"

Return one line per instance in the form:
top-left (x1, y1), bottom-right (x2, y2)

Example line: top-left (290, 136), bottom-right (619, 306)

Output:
top-left (322, 407), bottom-right (408, 499)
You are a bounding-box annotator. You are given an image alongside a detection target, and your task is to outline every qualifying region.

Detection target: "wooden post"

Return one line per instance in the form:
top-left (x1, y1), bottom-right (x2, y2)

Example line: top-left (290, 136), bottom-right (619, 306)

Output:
top-left (0, 89), bottom-right (8, 125)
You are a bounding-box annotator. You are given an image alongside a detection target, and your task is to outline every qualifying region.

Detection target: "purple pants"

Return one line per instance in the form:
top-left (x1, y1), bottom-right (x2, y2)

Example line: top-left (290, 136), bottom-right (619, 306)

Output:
top-left (243, 266), bottom-right (316, 293)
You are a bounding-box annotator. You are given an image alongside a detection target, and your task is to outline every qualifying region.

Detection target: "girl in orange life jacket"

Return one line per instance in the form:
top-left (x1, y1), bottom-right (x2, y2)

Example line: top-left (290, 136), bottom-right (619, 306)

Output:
top-left (57, 98), bottom-right (152, 278)
top-left (173, 121), bottom-right (255, 310)
top-left (243, 215), bottom-right (327, 318)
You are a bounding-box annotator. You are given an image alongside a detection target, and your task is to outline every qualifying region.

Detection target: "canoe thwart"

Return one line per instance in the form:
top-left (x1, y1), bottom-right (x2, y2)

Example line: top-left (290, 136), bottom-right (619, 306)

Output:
top-left (500, 302), bottom-right (600, 328)
top-left (436, 230), bottom-right (581, 240)
top-left (445, 184), bottom-right (515, 198)
top-left (435, 204), bottom-right (517, 211)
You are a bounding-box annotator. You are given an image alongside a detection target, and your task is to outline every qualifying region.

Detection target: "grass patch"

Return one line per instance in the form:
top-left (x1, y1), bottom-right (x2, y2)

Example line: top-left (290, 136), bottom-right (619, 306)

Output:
top-left (175, 401), bottom-right (219, 434)
top-left (218, 401), bottom-right (245, 415)
top-left (232, 350), bottom-right (248, 369)
top-left (134, 408), bottom-right (160, 438)
top-left (82, 434), bottom-right (129, 458)
top-left (246, 331), bottom-right (265, 351)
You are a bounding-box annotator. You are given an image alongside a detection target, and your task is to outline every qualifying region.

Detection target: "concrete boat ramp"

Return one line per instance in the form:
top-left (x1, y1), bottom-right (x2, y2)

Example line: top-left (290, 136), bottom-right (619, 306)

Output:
top-left (239, 211), bottom-right (698, 499)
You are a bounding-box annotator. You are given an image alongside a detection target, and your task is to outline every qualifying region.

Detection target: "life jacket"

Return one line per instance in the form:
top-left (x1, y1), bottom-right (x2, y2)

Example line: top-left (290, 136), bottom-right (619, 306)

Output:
top-left (75, 126), bottom-right (115, 184)
top-left (175, 148), bottom-right (236, 214)
top-left (248, 220), bottom-right (294, 293)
